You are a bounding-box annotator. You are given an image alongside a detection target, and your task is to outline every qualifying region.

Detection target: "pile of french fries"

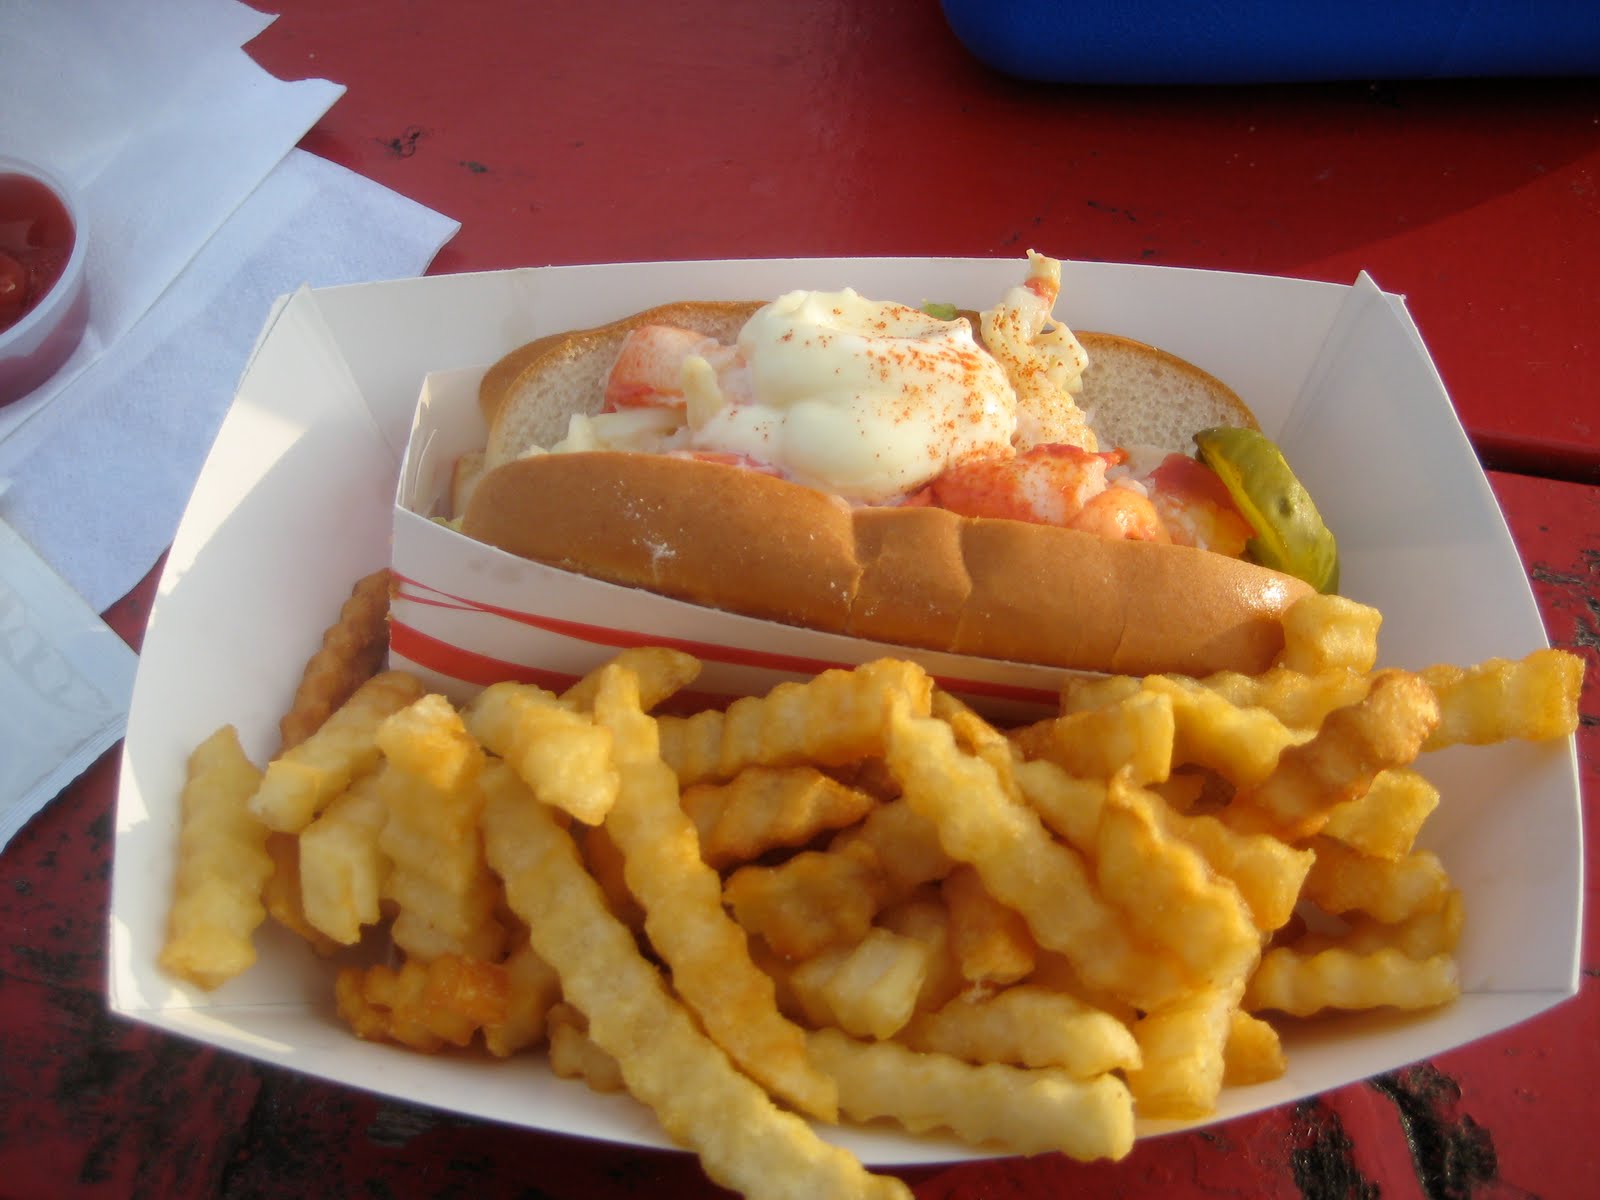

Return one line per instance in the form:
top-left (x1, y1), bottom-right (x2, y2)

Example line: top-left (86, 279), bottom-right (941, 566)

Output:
top-left (158, 591), bottom-right (1583, 1200)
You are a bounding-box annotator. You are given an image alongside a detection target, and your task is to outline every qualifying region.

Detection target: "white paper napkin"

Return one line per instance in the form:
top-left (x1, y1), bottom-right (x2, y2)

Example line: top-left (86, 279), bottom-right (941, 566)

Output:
top-left (0, 511), bottom-right (138, 851)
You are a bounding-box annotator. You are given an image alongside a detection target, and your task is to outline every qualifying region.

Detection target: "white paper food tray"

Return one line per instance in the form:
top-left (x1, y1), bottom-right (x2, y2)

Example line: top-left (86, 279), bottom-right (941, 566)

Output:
top-left (111, 257), bottom-right (1582, 1165)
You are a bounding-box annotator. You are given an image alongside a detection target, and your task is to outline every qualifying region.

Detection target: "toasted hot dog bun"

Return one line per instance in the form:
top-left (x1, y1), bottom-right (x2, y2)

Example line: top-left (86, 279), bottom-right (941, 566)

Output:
top-left (459, 300), bottom-right (1312, 676)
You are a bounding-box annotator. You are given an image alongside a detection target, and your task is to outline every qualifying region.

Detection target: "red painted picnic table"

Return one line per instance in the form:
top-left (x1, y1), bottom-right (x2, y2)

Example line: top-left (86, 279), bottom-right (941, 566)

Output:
top-left (2, 2), bottom-right (1596, 1197)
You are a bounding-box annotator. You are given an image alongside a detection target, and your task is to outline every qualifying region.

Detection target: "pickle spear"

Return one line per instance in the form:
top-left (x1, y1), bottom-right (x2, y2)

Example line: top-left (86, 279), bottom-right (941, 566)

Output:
top-left (1193, 426), bottom-right (1340, 594)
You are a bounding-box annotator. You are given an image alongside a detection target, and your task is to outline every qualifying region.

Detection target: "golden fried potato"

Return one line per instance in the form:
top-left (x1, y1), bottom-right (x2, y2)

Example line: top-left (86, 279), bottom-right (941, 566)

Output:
top-left (726, 845), bottom-right (889, 961)
top-left (933, 689), bottom-right (1024, 798)
top-left (546, 1003), bottom-right (626, 1092)
top-left (1200, 665), bottom-right (1371, 733)
top-left (809, 1027), bottom-right (1135, 1162)
top-left (1142, 796), bottom-right (1313, 934)
top-left (886, 699), bottom-right (1187, 1012)
top-left (682, 765), bottom-right (877, 870)
top-left (1228, 670), bottom-right (1440, 840)
top-left (480, 761), bottom-right (908, 1200)
top-left (259, 831), bottom-right (340, 955)
top-left (1320, 767), bottom-right (1439, 860)
top-left (827, 798), bottom-right (955, 897)
top-left (335, 954), bottom-right (510, 1052)
top-left (1286, 888), bottom-right (1464, 962)
top-left (1018, 689), bottom-right (1176, 786)
top-left (159, 726), bottom-right (274, 990)
top-left (278, 568), bottom-right (392, 752)
top-left (941, 864), bottom-right (1037, 987)
top-left (899, 985), bottom-right (1140, 1078)
top-left (875, 889), bottom-right (966, 1014)
top-left (1057, 673), bottom-right (1142, 715)
top-left (1277, 593), bottom-right (1383, 675)
top-left (483, 940), bottom-right (563, 1058)
top-left (298, 770), bottom-right (389, 945)
top-left (1301, 837), bottom-right (1451, 925)
top-left (1245, 947), bottom-right (1460, 1017)
top-left (376, 698), bottom-right (507, 963)
top-left (787, 928), bottom-right (931, 1040)
top-left (578, 823), bottom-right (645, 931)
top-left (1422, 649), bottom-right (1584, 750)
top-left (657, 658), bottom-right (932, 787)
top-left (1095, 777), bottom-right (1260, 993)
top-left (560, 645), bottom-right (701, 714)
top-left (1143, 674), bottom-right (1303, 788)
top-left (465, 681), bottom-right (617, 824)
top-left (1222, 1011), bottom-right (1286, 1086)
top-left (250, 671), bottom-right (425, 834)
top-left (1124, 984), bottom-right (1240, 1120)
top-left (591, 663), bottom-right (838, 1121)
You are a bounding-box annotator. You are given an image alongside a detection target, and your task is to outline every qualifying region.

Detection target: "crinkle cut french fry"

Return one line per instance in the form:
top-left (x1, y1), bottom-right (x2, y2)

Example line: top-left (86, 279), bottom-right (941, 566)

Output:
top-left (579, 823), bottom-right (645, 931)
top-left (591, 664), bottom-right (838, 1122)
top-left (299, 770), bottom-right (389, 945)
top-left (375, 692), bottom-right (483, 795)
top-left (788, 928), bottom-right (931, 1040)
top-left (261, 831), bottom-right (340, 956)
top-left (336, 954), bottom-right (510, 1053)
top-left (278, 567), bottom-right (393, 753)
top-left (1244, 947), bottom-right (1460, 1017)
top-left (899, 984), bottom-right (1141, 1078)
top-left (1301, 837), bottom-right (1452, 925)
top-left (546, 1003), bottom-right (626, 1093)
top-left (484, 940), bottom-right (564, 1058)
top-left (1095, 777), bottom-right (1260, 992)
top-left (876, 890), bottom-right (966, 1013)
top-left (681, 765), bottom-right (877, 870)
top-left (1222, 1011), bottom-right (1286, 1086)
top-left (1025, 951), bottom-right (1143, 1029)
top-left (1012, 757), bottom-right (1107, 849)
top-left (480, 762), bottom-right (910, 1200)
top-left (726, 797), bottom-right (953, 962)
top-left (1287, 888), bottom-right (1464, 962)
top-left (886, 700), bottom-right (1188, 1012)
top-left (159, 725), bottom-right (274, 990)
top-left (249, 670), bottom-right (426, 833)
top-left (1124, 984), bottom-right (1240, 1121)
top-left (656, 658), bottom-right (933, 787)
top-left (1142, 675), bottom-right (1302, 788)
top-left (376, 703), bottom-right (508, 963)
top-left (1229, 671), bottom-right (1440, 840)
top-left (1421, 649), bottom-right (1584, 750)
top-left (1143, 797), bottom-right (1314, 934)
top-left (1200, 666), bottom-right (1371, 734)
top-left (465, 681), bottom-right (618, 824)
top-left (726, 845), bottom-right (889, 961)
top-left (1276, 593), bottom-right (1383, 676)
top-left (941, 864), bottom-right (1037, 987)
top-left (828, 798), bottom-right (955, 896)
top-left (808, 1027), bottom-right (1135, 1163)
top-left (1057, 673), bottom-right (1142, 715)
top-left (560, 646), bottom-right (702, 714)
top-left (1320, 767), bottom-right (1439, 861)
top-left (1016, 690), bottom-right (1175, 786)
top-left (932, 689), bottom-right (1023, 798)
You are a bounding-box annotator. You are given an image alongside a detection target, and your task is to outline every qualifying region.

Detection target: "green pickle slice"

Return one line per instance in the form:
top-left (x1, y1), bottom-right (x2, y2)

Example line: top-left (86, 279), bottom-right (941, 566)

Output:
top-left (1193, 426), bottom-right (1340, 594)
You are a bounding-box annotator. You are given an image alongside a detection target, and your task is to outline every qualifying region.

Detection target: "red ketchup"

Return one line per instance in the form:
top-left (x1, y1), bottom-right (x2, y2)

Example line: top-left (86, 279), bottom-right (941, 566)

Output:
top-left (0, 172), bottom-right (75, 334)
